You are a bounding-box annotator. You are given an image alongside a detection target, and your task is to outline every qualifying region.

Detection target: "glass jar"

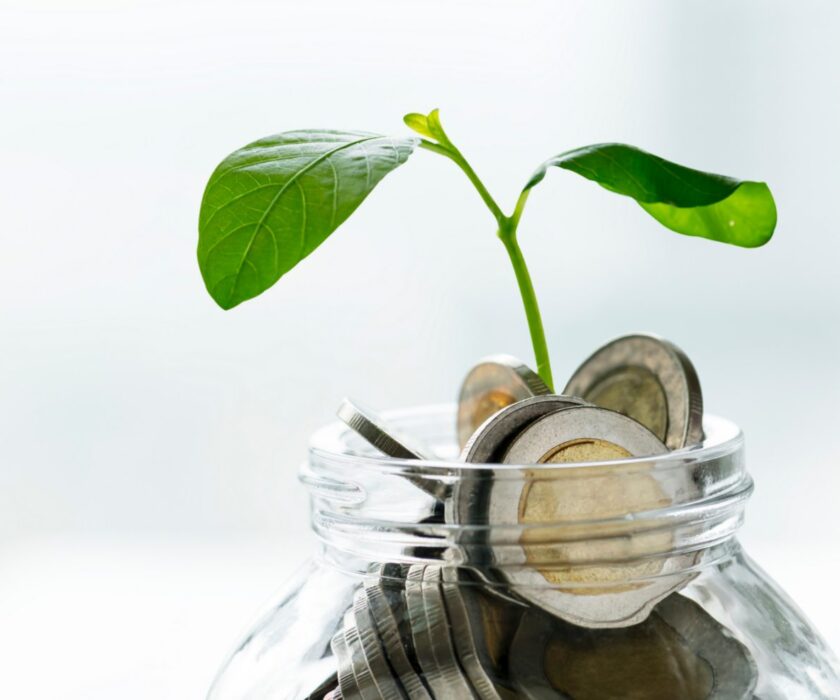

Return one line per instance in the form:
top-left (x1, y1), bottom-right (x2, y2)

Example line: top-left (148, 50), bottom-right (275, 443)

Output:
top-left (208, 406), bottom-right (840, 699)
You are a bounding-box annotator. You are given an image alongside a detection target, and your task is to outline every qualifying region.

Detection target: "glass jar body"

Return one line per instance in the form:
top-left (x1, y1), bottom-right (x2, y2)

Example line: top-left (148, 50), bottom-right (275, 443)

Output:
top-left (208, 408), bottom-right (840, 699)
top-left (209, 545), bottom-right (839, 699)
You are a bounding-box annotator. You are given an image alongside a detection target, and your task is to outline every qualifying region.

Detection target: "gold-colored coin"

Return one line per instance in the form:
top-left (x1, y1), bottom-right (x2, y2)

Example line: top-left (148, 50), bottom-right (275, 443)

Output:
top-left (516, 431), bottom-right (671, 593)
top-left (457, 356), bottom-right (551, 449)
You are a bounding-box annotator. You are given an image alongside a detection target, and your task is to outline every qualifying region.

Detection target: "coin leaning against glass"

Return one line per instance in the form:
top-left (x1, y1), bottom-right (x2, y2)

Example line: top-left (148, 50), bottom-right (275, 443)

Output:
top-left (337, 398), bottom-right (449, 504)
top-left (494, 405), bottom-right (697, 628)
top-left (457, 354), bottom-right (552, 450)
top-left (563, 333), bottom-right (704, 450)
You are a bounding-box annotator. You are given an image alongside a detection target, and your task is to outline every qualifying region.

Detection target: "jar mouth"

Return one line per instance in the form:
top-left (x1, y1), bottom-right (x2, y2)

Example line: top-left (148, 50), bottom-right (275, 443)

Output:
top-left (309, 403), bottom-right (743, 472)
top-left (302, 404), bottom-right (752, 592)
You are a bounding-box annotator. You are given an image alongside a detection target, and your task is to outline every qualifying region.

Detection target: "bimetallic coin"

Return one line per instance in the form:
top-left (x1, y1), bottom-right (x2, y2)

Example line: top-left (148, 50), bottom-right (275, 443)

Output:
top-left (457, 355), bottom-right (551, 449)
top-left (420, 566), bottom-right (476, 698)
top-left (502, 405), bottom-right (666, 465)
top-left (449, 395), bottom-right (588, 574)
top-left (564, 334), bottom-right (704, 450)
top-left (461, 395), bottom-right (588, 465)
top-left (363, 577), bottom-right (432, 700)
top-left (508, 594), bottom-right (757, 700)
top-left (493, 405), bottom-right (695, 628)
top-left (351, 589), bottom-right (405, 700)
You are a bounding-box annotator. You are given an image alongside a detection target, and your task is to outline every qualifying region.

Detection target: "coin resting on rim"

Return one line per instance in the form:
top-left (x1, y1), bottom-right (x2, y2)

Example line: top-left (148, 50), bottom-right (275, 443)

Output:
top-left (457, 355), bottom-right (552, 450)
top-left (337, 398), bottom-right (438, 460)
top-left (563, 333), bottom-right (704, 450)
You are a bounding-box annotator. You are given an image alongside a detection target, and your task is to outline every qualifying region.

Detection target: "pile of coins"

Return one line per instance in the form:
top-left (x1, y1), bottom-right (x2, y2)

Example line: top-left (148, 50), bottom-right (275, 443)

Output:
top-left (312, 334), bottom-right (757, 699)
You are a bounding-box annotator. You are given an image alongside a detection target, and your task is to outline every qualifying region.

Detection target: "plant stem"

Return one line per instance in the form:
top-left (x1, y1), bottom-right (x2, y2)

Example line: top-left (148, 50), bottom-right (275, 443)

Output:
top-left (419, 138), bottom-right (554, 388)
top-left (498, 220), bottom-right (554, 390)
top-left (419, 140), bottom-right (505, 224)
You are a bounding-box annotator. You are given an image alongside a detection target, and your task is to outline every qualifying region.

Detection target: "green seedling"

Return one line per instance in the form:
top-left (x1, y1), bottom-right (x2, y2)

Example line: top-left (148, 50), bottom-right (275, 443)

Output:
top-left (198, 109), bottom-right (776, 388)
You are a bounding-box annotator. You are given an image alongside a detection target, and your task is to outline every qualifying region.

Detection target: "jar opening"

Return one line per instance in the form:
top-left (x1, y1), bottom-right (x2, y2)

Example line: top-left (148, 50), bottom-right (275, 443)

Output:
top-left (302, 405), bottom-right (751, 587)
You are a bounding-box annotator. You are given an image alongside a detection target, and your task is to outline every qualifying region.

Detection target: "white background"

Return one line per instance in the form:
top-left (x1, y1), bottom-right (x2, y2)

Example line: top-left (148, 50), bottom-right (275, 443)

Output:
top-left (2, 0), bottom-right (839, 697)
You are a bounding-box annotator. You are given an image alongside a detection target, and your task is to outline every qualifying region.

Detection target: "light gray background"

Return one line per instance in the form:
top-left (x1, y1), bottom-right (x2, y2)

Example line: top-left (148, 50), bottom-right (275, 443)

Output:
top-left (2, 0), bottom-right (838, 697)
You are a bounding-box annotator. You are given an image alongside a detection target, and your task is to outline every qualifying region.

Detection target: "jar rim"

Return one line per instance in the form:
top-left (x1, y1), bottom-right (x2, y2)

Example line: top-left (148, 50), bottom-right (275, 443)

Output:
top-left (304, 404), bottom-right (752, 583)
top-left (308, 402), bottom-right (743, 473)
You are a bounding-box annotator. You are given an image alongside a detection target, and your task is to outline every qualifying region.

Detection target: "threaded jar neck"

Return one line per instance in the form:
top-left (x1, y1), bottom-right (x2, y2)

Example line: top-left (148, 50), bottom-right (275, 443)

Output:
top-left (301, 405), bottom-right (752, 583)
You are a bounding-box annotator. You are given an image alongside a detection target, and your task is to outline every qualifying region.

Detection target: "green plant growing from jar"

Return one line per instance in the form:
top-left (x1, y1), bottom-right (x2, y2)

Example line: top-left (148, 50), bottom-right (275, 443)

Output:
top-left (196, 108), bottom-right (776, 387)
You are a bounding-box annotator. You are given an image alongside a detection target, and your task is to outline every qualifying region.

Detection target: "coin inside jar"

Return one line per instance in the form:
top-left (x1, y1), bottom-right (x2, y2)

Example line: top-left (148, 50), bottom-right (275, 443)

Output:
top-left (492, 406), bottom-right (694, 627)
top-left (508, 594), bottom-right (757, 700)
top-left (563, 334), bottom-right (704, 450)
top-left (457, 355), bottom-right (551, 449)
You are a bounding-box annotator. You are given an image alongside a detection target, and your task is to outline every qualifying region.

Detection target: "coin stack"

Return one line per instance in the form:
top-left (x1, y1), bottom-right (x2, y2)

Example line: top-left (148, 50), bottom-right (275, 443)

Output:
top-left (313, 334), bottom-right (757, 699)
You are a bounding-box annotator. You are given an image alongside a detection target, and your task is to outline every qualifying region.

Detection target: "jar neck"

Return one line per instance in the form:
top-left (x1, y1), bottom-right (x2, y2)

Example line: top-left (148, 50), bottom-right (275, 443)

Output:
top-left (302, 407), bottom-right (752, 584)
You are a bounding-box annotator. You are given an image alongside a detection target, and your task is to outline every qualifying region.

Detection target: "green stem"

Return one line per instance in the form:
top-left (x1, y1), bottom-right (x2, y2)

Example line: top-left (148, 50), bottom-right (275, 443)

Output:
top-left (419, 140), bottom-right (504, 224)
top-left (420, 138), bottom-right (553, 388)
top-left (498, 220), bottom-right (554, 390)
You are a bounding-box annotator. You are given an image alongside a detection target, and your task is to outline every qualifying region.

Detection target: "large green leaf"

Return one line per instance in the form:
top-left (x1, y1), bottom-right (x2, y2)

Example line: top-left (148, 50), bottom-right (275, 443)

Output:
top-left (524, 143), bottom-right (776, 247)
top-left (198, 130), bottom-right (418, 309)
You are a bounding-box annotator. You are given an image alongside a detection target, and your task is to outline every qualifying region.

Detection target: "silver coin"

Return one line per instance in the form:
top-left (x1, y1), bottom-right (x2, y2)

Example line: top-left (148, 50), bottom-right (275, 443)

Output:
top-left (457, 355), bottom-right (551, 449)
top-left (508, 593), bottom-right (757, 699)
top-left (446, 569), bottom-right (526, 694)
top-left (351, 589), bottom-right (406, 700)
top-left (495, 405), bottom-right (696, 628)
top-left (363, 577), bottom-right (432, 700)
top-left (332, 629), bottom-right (363, 700)
top-left (404, 565), bottom-right (463, 699)
top-left (420, 566), bottom-right (476, 698)
top-left (343, 609), bottom-right (382, 700)
top-left (563, 333), bottom-right (704, 450)
top-left (438, 568), bottom-right (503, 700)
top-left (337, 398), bottom-right (448, 503)
top-left (338, 398), bottom-right (438, 460)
